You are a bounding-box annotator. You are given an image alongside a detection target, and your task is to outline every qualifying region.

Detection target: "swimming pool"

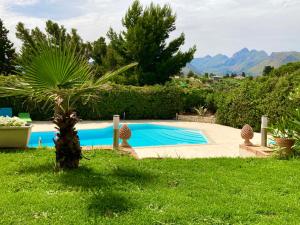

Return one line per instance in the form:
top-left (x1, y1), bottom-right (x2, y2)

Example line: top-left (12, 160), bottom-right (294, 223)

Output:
top-left (29, 123), bottom-right (208, 148)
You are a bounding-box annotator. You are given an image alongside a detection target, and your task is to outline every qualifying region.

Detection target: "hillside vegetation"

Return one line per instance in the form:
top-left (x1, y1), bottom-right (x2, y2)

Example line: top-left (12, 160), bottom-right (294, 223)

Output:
top-left (213, 62), bottom-right (300, 130)
top-left (0, 62), bottom-right (298, 132)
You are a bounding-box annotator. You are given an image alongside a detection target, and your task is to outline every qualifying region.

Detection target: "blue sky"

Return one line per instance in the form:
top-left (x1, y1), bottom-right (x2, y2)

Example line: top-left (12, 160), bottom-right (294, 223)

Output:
top-left (0, 0), bottom-right (300, 57)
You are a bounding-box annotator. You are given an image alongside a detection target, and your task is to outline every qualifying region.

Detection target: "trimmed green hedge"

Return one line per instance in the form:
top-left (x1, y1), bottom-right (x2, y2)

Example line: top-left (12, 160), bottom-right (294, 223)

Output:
top-left (0, 79), bottom-right (209, 120)
top-left (77, 85), bottom-right (186, 120)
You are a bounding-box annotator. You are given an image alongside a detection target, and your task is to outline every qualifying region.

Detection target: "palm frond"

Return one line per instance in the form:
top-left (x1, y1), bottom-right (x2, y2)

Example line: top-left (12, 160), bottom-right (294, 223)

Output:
top-left (0, 38), bottom-right (137, 112)
top-left (17, 39), bottom-right (93, 91)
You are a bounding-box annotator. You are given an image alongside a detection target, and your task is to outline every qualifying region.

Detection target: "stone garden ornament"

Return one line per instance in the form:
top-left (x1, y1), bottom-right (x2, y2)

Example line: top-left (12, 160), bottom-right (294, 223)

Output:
top-left (119, 124), bottom-right (132, 147)
top-left (241, 124), bottom-right (254, 146)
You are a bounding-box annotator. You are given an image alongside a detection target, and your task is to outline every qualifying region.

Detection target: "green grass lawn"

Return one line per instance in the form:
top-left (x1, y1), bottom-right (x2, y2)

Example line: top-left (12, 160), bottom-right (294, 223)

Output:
top-left (1, 149), bottom-right (300, 225)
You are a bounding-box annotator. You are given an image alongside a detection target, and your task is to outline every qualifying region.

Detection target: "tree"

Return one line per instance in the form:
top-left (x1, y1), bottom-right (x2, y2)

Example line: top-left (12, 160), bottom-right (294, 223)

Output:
top-left (16, 20), bottom-right (91, 61)
top-left (0, 39), bottom-right (136, 169)
top-left (263, 66), bottom-right (274, 76)
top-left (248, 75), bottom-right (254, 80)
top-left (90, 37), bottom-right (107, 76)
top-left (0, 19), bottom-right (16, 75)
top-left (187, 71), bottom-right (196, 78)
top-left (241, 72), bottom-right (246, 77)
top-left (107, 0), bottom-right (196, 85)
top-left (89, 37), bottom-right (127, 77)
top-left (230, 73), bottom-right (237, 78)
top-left (91, 37), bottom-right (107, 66)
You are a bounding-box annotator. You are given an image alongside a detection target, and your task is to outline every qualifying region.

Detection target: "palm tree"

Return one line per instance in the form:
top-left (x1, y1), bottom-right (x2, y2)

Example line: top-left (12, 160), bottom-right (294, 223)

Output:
top-left (0, 39), bottom-right (136, 169)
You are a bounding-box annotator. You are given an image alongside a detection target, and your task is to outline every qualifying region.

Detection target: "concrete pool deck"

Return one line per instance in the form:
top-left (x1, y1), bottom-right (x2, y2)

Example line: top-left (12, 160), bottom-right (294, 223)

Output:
top-left (31, 120), bottom-right (261, 159)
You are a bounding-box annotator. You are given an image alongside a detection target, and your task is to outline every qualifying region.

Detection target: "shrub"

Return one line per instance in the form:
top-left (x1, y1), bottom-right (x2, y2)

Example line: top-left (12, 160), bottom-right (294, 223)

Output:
top-left (182, 88), bottom-right (212, 113)
top-left (0, 79), bottom-right (188, 120)
top-left (215, 67), bottom-right (299, 131)
top-left (77, 85), bottom-right (185, 120)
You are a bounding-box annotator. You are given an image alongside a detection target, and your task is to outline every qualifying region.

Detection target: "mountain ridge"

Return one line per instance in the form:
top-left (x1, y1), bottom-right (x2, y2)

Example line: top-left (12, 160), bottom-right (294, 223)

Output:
top-left (186, 48), bottom-right (300, 76)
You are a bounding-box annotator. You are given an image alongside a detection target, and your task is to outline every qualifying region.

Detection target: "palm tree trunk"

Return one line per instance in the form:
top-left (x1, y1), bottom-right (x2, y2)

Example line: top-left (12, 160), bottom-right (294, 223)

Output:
top-left (53, 107), bottom-right (82, 169)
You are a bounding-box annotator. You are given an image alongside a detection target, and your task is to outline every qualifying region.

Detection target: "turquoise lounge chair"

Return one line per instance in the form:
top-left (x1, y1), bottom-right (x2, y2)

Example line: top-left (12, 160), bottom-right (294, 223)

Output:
top-left (18, 113), bottom-right (32, 123)
top-left (0, 108), bottom-right (12, 117)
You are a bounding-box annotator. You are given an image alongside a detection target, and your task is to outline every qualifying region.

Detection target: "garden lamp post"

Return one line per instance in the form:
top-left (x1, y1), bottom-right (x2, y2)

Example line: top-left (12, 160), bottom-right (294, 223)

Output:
top-left (261, 115), bottom-right (268, 147)
top-left (113, 115), bottom-right (120, 149)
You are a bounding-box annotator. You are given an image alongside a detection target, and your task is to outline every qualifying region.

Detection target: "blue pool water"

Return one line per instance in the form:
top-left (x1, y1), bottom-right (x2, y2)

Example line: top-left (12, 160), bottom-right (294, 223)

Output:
top-left (29, 123), bottom-right (208, 148)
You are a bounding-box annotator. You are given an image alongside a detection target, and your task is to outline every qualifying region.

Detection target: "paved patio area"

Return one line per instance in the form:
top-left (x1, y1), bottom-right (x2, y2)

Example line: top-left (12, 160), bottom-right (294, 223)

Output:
top-left (31, 120), bottom-right (261, 159)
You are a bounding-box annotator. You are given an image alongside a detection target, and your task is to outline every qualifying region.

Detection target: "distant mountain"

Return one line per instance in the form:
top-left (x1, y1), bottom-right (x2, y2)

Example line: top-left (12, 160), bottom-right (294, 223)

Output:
top-left (185, 48), bottom-right (300, 76)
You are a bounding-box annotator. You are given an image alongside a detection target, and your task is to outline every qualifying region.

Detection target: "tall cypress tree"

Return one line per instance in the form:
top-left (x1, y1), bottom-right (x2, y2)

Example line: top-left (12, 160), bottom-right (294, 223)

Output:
top-left (0, 19), bottom-right (16, 75)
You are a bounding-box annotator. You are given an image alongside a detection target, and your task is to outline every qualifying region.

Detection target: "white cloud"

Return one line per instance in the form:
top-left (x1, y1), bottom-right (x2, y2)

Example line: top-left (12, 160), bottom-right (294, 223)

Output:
top-left (2, 0), bottom-right (39, 5)
top-left (0, 0), bottom-right (300, 57)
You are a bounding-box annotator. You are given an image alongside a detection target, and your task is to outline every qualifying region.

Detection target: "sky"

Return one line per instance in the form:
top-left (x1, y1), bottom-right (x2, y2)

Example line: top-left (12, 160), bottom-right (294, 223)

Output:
top-left (0, 0), bottom-right (299, 57)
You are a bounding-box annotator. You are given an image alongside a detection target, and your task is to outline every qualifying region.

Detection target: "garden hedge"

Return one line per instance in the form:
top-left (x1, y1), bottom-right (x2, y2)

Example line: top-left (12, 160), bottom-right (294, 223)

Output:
top-left (214, 64), bottom-right (300, 131)
top-left (0, 78), bottom-right (209, 120)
